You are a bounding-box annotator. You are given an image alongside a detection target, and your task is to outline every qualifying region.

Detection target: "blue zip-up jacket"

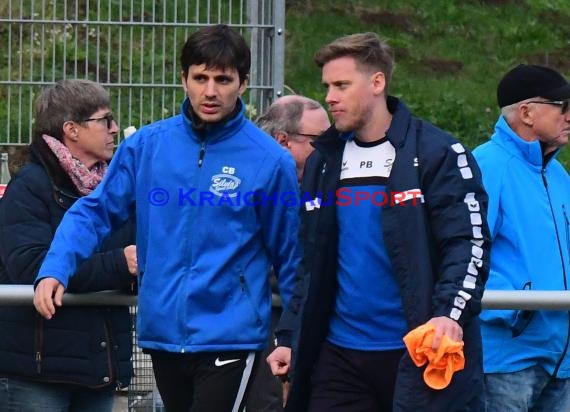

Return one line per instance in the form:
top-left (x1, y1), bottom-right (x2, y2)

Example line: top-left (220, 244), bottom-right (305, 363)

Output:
top-left (474, 116), bottom-right (570, 378)
top-left (36, 98), bottom-right (301, 353)
top-left (283, 97), bottom-right (491, 412)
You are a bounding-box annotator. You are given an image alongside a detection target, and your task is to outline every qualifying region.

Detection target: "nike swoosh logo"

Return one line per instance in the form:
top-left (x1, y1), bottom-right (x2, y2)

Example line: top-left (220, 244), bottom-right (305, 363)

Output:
top-left (214, 357), bottom-right (240, 367)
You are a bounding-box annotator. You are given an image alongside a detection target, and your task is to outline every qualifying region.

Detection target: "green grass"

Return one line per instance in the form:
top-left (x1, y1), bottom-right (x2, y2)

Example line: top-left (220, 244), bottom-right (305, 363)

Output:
top-left (0, 0), bottom-right (251, 144)
top-left (1, 0), bottom-right (570, 164)
top-left (283, 0), bottom-right (570, 165)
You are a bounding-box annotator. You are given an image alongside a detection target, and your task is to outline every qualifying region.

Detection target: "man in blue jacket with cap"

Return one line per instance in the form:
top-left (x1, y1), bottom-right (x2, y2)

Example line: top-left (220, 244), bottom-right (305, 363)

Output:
top-left (474, 64), bottom-right (570, 411)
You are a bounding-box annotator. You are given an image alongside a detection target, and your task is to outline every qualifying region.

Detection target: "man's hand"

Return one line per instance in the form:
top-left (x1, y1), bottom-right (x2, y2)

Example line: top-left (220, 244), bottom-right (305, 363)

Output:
top-left (267, 346), bottom-right (291, 377)
top-left (124, 245), bottom-right (138, 275)
top-left (33, 277), bottom-right (65, 319)
top-left (427, 316), bottom-right (463, 349)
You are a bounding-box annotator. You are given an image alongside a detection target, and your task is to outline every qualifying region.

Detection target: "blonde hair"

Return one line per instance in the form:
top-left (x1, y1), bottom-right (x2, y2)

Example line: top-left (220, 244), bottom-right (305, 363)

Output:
top-left (315, 32), bottom-right (394, 92)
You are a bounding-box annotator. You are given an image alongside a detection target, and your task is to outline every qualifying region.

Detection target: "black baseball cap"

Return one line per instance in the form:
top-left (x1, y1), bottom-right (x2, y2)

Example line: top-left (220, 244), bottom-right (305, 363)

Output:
top-left (497, 64), bottom-right (570, 108)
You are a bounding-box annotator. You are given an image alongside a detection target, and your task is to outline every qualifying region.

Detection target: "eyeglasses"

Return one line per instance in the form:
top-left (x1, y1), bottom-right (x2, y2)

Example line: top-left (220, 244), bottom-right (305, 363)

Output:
top-left (527, 99), bottom-right (570, 115)
top-left (292, 132), bottom-right (321, 141)
top-left (82, 113), bottom-right (115, 129)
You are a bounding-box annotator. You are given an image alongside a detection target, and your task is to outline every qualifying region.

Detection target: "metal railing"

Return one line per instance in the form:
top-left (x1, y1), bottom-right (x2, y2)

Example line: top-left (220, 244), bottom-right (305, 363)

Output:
top-left (0, 285), bottom-right (148, 411)
top-left (3, 284), bottom-right (570, 310)
top-left (2, 285), bottom-right (570, 411)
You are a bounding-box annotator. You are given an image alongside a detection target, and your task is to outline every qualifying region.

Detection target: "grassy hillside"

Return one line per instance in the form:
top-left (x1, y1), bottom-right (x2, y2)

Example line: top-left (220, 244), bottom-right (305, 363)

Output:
top-left (1, 0), bottom-right (570, 168)
top-left (284, 0), bottom-right (570, 163)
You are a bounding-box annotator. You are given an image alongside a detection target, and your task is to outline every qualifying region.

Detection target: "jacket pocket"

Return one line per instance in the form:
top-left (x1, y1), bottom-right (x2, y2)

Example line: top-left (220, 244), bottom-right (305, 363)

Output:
top-left (562, 204), bottom-right (570, 274)
top-left (34, 315), bottom-right (43, 374)
top-left (511, 281), bottom-right (534, 338)
top-left (239, 272), bottom-right (262, 327)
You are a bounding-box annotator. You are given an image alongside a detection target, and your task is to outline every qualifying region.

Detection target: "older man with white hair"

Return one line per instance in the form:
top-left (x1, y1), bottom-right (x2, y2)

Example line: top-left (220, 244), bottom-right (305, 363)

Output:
top-left (475, 64), bottom-right (570, 411)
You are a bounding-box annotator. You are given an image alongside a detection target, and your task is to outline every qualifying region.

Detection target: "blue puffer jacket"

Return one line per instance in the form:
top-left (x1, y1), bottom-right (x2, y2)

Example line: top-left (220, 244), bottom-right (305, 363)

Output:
top-left (36, 98), bottom-right (301, 353)
top-left (283, 97), bottom-right (491, 412)
top-left (475, 116), bottom-right (570, 378)
top-left (0, 143), bottom-right (135, 388)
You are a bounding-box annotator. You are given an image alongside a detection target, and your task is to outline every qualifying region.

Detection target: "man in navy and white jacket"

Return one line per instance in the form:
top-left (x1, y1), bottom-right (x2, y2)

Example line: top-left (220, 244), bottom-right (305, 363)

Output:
top-left (33, 24), bottom-right (301, 412)
top-left (268, 32), bottom-right (490, 412)
top-left (474, 64), bottom-right (570, 411)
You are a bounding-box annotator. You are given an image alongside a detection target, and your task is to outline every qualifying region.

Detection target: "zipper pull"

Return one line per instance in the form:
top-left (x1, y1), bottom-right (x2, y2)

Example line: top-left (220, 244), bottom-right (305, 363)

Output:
top-left (35, 352), bottom-right (42, 373)
top-left (198, 142), bottom-right (206, 167)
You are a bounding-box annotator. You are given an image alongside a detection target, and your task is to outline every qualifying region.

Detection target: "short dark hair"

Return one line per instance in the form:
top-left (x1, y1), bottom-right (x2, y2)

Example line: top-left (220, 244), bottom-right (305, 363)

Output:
top-left (33, 79), bottom-right (110, 142)
top-left (314, 32), bottom-right (394, 92)
top-left (180, 24), bottom-right (251, 84)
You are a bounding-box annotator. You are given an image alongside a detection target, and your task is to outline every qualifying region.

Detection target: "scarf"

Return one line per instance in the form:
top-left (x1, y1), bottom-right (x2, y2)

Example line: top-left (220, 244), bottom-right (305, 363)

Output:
top-left (42, 134), bottom-right (108, 195)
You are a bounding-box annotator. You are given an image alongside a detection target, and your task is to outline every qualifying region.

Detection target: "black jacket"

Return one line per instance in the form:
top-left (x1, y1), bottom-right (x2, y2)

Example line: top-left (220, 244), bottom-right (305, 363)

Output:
top-left (0, 140), bottom-right (135, 388)
top-left (284, 97), bottom-right (491, 411)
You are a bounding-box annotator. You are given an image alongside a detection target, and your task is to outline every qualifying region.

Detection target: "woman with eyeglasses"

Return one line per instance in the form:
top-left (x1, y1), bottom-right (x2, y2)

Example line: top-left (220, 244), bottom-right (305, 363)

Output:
top-left (0, 79), bottom-right (137, 411)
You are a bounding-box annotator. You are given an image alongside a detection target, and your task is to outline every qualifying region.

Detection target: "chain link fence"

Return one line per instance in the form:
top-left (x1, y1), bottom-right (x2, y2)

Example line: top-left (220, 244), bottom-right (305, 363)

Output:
top-left (0, 2), bottom-right (285, 410)
top-left (0, 0), bottom-right (285, 145)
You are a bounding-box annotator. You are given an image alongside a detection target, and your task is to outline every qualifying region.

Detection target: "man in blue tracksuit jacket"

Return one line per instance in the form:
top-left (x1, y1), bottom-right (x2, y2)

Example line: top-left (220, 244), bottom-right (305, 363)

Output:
top-left (474, 64), bottom-right (570, 411)
top-left (33, 24), bottom-right (301, 411)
